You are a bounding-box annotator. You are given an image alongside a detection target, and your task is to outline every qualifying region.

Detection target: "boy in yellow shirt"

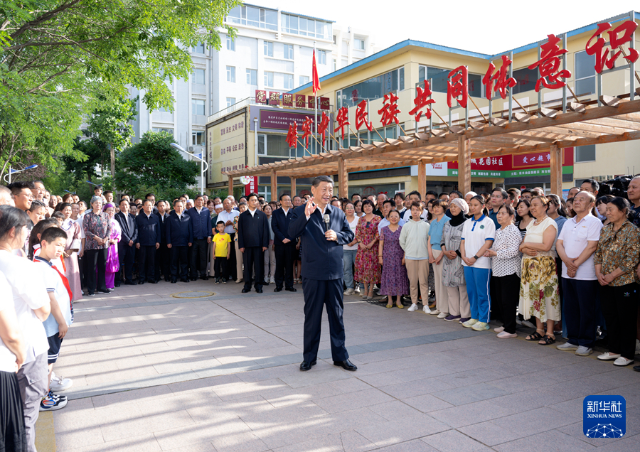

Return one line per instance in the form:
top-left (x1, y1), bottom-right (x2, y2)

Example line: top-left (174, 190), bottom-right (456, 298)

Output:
top-left (212, 221), bottom-right (231, 283)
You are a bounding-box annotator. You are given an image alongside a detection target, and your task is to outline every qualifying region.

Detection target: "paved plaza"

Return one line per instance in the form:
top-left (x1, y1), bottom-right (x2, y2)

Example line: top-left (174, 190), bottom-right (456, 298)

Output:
top-left (45, 280), bottom-right (640, 452)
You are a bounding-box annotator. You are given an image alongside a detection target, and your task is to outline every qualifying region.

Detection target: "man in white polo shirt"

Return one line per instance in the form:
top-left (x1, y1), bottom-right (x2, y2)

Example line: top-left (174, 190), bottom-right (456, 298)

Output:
top-left (556, 191), bottom-right (602, 356)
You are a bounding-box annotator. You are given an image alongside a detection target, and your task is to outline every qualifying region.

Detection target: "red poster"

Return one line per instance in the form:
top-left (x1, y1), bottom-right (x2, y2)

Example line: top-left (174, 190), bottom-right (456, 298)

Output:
top-left (295, 95), bottom-right (306, 108)
top-left (255, 90), bottom-right (267, 105)
top-left (282, 93), bottom-right (293, 107)
top-left (308, 96), bottom-right (315, 109)
top-left (320, 97), bottom-right (330, 110)
top-left (244, 176), bottom-right (258, 196)
top-left (269, 92), bottom-right (281, 106)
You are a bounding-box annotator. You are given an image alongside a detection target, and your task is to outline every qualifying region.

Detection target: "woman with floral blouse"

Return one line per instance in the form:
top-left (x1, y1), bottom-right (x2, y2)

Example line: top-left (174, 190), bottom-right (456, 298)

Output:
top-left (355, 199), bottom-right (381, 300)
top-left (82, 196), bottom-right (112, 296)
top-left (594, 197), bottom-right (640, 367)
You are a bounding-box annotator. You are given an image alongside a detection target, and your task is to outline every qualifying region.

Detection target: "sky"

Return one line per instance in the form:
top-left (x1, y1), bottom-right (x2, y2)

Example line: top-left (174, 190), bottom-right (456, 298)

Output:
top-left (255, 0), bottom-right (639, 55)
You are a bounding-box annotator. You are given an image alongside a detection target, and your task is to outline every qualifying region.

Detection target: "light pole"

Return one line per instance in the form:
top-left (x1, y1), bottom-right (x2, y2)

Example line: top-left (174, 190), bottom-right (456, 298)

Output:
top-left (171, 143), bottom-right (208, 195)
top-left (4, 164), bottom-right (38, 184)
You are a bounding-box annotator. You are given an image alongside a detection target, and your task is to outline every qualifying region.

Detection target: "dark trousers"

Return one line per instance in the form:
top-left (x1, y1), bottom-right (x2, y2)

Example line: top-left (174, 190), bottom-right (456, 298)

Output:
top-left (243, 246), bottom-right (264, 291)
top-left (490, 275), bottom-right (501, 322)
top-left (274, 243), bottom-right (295, 289)
top-left (301, 278), bottom-right (348, 363)
top-left (170, 246), bottom-right (189, 280)
top-left (155, 243), bottom-right (170, 281)
top-left (214, 256), bottom-right (228, 280)
top-left (85, 248), bottom-right (107, 294)
top-left (227, 232), bottom-right (236, 280)
top-left (138, 245), bottom-right (156, 282)
top-left (562, 278), bottom-right (599, 348)
top-left (493, 273), bottom-right (521, 334)
top-left (78, 254), bottom-right (86, 289)
top-left (116, 242), bottom-right (135, 284)
top-left (600, 283), bottom-right (639, 360)
top-left (190, 238), bottom-right (208, 278)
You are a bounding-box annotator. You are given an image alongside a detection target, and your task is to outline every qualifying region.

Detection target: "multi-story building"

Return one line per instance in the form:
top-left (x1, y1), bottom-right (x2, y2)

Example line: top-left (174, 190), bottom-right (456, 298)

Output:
top-left (130, 3), bottom-right (375, 193)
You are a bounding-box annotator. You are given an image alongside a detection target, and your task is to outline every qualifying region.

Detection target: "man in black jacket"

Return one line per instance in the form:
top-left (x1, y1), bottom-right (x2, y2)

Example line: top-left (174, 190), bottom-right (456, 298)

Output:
top-left (135, 199), bottom-right (161, 284)
top-left (166, 200), bottom-right (193, 283)
top-left (271, 193), bottom-right (297, 292)
top-left (237, 193), bottom-right (269, 293)
top-left (154, 200), bottom-right (171, 282)
top-left (114, 198), bottom-right (138, 285)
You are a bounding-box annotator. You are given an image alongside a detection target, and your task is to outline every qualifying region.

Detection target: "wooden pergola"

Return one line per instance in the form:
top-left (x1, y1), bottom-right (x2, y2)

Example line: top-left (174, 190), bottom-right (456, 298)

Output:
top-left (223, 95), bottom-right (640, 199)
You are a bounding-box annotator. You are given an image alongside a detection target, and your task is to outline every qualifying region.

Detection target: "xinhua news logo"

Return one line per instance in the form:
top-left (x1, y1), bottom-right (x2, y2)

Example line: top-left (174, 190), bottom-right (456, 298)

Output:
top-left (583, 395), bottom-right (626, 438)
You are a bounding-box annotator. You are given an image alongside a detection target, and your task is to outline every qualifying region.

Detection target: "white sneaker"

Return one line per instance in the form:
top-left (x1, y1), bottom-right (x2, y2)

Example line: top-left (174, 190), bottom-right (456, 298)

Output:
top-left (270, 277), bottom-right (275, 284)
top-left (494, 326), bottom-right (505, 333)
top-left (613, 357), bottom-right (634, 366)
top-left (423, 305), bottom-right (431, 314)
top-left (354, 286), bottom-right (361, 294)
top-left (497, 331), bottom-right (517, 339)
top-left (49, 372), bottom-right (73, 392)
top-left (408, 304), bottom-right (418, 312)
top-left (597, 352), bottom-right (621, 361)
top-left (437, 312), bottom-right (448, 319)
top-left (462, 319), bottom-right (478, 328)
top-left (343, 288), bottom-right (355, 296)
top-left (429, 309), bottom-right (440, 316)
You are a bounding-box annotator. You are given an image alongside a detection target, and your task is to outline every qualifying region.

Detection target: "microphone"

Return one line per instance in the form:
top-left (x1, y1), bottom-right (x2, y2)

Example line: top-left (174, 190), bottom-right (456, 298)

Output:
top-left (323, 213), bottom-right (330, 232)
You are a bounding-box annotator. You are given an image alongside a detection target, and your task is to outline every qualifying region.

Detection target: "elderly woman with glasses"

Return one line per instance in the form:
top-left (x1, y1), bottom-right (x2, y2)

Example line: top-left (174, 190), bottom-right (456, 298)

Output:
top-left (82, 196), bottom-right (112, 296)
top-left (354, 199), bottom-right (381, 300)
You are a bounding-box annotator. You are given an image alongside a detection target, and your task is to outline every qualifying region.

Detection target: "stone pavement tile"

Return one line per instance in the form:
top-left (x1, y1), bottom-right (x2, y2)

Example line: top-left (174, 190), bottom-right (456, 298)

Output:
top-left (100, 409), bottom-right (196, 442)
top-left (431, 383), bottom-right (510, 406)
top-left (154, 418), bottom-right (255, 451)
top-left (332, 406), bottom-right (389, 430)
top-left (428, 394), bottom-right (528, 429)
top-left (493, 429), bottom-right (596, 451)
top-left (55, 426), bottom-right (105, 451)
top-left (597, 382), bottom-right (640, 407)
top-left (354, 413), bottom-right (450, 447)
top-left (279, 367), bottom-right (353, 388)
top-left (367, 400), bottom-right (423, 421)
top-left (420, 429), bottom-right (493, 451)
top-left (376, 380), bottom-right (457, 400)
top-left (401, 394), bottom-right (455, 413)
top-left (487, 406), bottom-right (580, 440)
top-left (596, 433), bottom-right (640, 451)
top-left (260, 383), bottom-right (342, 408)
top-left (313, 388), bottom-right (395, 413)
top-left (367, 439), bottom-right (440, 452)
top-left (210, 378), bottom-right (290, 401)
top-left (91, 383), bottom-right (174, 408)
top-left (60, 433), bottom-right (162, 452)
top-left (588, 368), bottom-right (640, 388)
top-left (556, 421), bottom-right (638, 448)
top-left (162, 441), bottom-right (216, 452)
top-left (458, 420), bottom-right (529, 446)
top-left (270, 431), bottom-right (376, 452)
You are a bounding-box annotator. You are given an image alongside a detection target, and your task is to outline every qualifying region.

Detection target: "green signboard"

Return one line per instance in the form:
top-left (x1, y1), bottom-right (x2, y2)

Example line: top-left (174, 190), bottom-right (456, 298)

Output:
top-left (447, 166), bottom-right (573, 178)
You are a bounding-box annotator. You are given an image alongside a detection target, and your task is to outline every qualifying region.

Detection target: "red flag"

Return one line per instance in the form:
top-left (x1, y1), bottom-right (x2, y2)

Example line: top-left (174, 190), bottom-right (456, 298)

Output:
top-left (312, 50), bottom-right (321, 94)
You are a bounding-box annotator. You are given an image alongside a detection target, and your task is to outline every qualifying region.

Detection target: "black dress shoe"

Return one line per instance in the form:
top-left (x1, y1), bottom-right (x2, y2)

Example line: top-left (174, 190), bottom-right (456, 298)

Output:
top-left (148, 279), bottom-right (158, 284)
top-left (124, 281), bottom-right (136, 286)
top-left (190, 277), bottom-right (197, 281)
top-left (285, 287), bottom-right (297, 292)
top-left (333, 360), bottom-right (357, 371)
top-left (171, 278), bottom-right (177, 283)
top-left (114, 283), bottom-right (121, 287)
top-left (300, 360), bottom-right (317, 371)
top-left (98, 289), bottom-right (110, 294)
top-left (262, 281), bottom-right (270, 286)
top-left (274, 287), bottom-right (283, 292)
top-left (256, 288), bottom-right (263, 293)
top-left (138, 280), bottom-right (145, 285)
top-left (165, 278), bottom-right (171, 282)
top-left (634, 365), bottom-right (640, 372)
top-left (242, 288), bottom-right (250, 293)
top-left (180, 278), bottom-right (189, 283)
top-left (201, 275), bottom-right (209, 281)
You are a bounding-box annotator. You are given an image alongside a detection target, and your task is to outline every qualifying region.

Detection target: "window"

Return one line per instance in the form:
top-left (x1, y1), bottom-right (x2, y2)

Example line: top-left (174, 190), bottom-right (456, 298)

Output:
top-left (299, 75), bottom-right (310, 86)
top-left (575, 50), bottom-right (596, 96)
top-left (264, 71), bottom-right (274, 87)
top-left (264, 41), bottom-right (273, 57)
top-left (153, 128), bottom-right (173, 135)
top-left (284, 74), bottom-right (293, 90)
top-left (226, 35), bottom-right (235, 51)
top-left (318, 50), bottom-right (326, 65)
top-left (192, 99), bottom-right (205, 116)
top-left (575, 145), bottom-right (596, 162)
top-left (193, 42), bottom-right (205, 54)
top-left (333, 35), bottom-right (337, 44)
top-left (354, 38), bottom-right (365, 50)
top-left (192, 131), bottom-right (205, 145)
top-left (227, 6), bottom-right (277, 30)
top-left (246, 69), bottom-right (257, 85)
top-left (419, 65), bottom-right (480, 97)
top-left (333, 59), bottom-right (337, 71)
top-left (282, 14), bottom-right (331, 39)
top-left (339, 68), bottom-right (406, 108)
top-left (226, 97), bottom-right (236, 107)
top-left (226, 66), bottom-right (236, 83)
top-left (193, 69), bottom-right (205, 85)
top-left (512, 67), bottom-right (538, 95)
top-left (284, 44), bottom-right (294, 60)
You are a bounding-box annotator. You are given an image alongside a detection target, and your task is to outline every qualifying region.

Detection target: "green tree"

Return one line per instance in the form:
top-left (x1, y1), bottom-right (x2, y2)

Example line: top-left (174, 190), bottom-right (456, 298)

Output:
top-left (0, 0), bottom-right (239, 179)
top-left (116, 131), bottom-right (199, 200)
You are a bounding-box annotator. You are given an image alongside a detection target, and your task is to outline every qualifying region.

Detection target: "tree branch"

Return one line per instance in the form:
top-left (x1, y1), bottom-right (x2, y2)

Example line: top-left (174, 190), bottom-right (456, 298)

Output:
top-left (9, 0), bottom-right (83, 41)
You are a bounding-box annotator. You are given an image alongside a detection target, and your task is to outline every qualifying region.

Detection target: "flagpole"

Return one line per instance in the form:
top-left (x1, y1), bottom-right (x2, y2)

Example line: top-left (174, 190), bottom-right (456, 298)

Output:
top-left (314, 41), bottom-right (318, 154)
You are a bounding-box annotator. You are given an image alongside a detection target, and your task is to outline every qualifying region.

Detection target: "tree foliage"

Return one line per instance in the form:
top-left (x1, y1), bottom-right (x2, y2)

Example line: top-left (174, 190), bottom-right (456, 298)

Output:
top-left (0, 0), bottom-right (239, 179)
top-left (115, 131), bottom-right (199, 200)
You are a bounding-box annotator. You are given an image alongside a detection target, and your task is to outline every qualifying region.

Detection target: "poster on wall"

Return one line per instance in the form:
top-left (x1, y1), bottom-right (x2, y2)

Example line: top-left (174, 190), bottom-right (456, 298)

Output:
top-left (207, 115), bottom-right (246, 185)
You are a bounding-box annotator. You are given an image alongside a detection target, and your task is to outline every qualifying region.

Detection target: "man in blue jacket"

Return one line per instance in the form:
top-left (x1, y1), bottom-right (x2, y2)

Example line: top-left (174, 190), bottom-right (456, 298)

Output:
top-left (114, 198), bottom-right (138, 286)
top-left (237, 193), bottom-right (269, 293)
top-left (135, 199), bottom-right (161, 284)
top-left (288, 176), bottom-right (357, 372)
top-left (186, 195), bottom-right (212, 281)
top-left (271, 193), bottom-right (297, 292)
top-left (155, 200), bottom-right (171, 282)
top-left (166, 200), bottom-right (193, 283)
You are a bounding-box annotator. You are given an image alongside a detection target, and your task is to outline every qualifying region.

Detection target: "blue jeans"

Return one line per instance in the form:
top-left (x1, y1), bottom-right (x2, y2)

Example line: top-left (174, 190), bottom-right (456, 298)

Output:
top-left (343, 249), bottom-right (357, 289)
top-left (463, 267), bottom-right (492, 323)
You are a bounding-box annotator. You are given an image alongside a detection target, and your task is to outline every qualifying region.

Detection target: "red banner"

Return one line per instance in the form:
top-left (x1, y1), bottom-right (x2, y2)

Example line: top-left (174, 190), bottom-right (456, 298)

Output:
top-left (282, 93), bottom-right (293, 107)
top-left (255, 90), bottom-right (267, 105)
top-left (244, 176), bottom-right (258, 196)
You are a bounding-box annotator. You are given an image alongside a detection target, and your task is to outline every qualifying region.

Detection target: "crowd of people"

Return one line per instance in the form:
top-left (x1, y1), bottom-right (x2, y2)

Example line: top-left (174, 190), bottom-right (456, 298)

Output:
top-left (2, 176), bottom-right (640, 450)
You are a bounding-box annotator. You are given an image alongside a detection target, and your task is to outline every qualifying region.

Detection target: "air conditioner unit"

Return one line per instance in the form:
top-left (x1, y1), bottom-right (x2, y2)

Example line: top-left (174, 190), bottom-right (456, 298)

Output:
top-left (188, 146), bottom-right (194, 152)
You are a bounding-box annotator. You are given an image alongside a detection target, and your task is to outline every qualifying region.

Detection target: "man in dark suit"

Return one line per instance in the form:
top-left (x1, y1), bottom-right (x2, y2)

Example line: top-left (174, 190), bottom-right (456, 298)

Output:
top-left (186, 195), bottom-right (211, 281)
top-left (166, 200), bottom-right (193, 283)
top-left (114, 198), bottom-right (138, 286)
top-left (237, 193), bottom-right (269, 293)
top-left (135, 199), bottom-right (161, 284)
top-left (289, 176), bottom-right (357, 372)
top-left (154, 200), bottom-right (171, 282)
top-left (271, 193), bottom-right (297, 293)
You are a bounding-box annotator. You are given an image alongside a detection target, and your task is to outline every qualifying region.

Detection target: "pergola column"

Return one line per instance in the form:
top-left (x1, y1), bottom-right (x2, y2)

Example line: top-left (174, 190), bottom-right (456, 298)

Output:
top-left (228, 176), bottom-right (234, 198)
top-left (338, 157), bottom-right (348, 198)
top-left (458, 136), bottom-right (471, 196)
top-left (418, 160), bottom-right (426, 201)
top-left (271, 169), bottom-right (277, 201)
top-left (290, 177), bottom-right (296, 197)
top-left (550, 144), bottom-right (563, 197)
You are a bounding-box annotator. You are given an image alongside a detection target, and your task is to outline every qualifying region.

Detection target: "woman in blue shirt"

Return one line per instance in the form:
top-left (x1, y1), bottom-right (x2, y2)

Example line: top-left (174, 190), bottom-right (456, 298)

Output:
top-left (428, 200), bottom-right (450, 318)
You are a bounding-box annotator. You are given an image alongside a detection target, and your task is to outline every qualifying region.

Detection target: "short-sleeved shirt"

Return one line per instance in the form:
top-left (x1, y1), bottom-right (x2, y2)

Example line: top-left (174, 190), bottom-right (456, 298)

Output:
top-left (0, 273), bottom-right (18, 372)
top-left (217, 210), bottom-right (239, 235)
top-left (0, 251), bottom-right (49, 364)
top-left (213, 233), bottom-right (231, 257)
top-left (35, 257), bottom-right (72, 337)
top-left (428, 215), bottom-right (450, 250)
top-left (461, 214), bottom-right (496, 269)
top-left (557, 214), bottom-right (602, 280)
